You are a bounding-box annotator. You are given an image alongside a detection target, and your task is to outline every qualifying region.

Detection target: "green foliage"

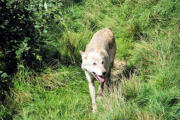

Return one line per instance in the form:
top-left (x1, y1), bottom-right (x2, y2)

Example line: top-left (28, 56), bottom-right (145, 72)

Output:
top-left (0, 0), bottom-right (180, 119)
top-left (10, 66), bottom-right (94, 120)
top-left (0, 1), bottom-right (65, 118)
top-left (0, 0), bottom-right (65, 73)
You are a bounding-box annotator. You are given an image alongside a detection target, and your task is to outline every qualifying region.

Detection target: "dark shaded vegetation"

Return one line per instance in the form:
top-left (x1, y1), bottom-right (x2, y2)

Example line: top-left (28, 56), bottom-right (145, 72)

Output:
top-left (0, 1), bottom-right (39, 111)
top-left (0, 0), bottom-right (179, 119)
top-left (0, 1), bottom-right (72, 118)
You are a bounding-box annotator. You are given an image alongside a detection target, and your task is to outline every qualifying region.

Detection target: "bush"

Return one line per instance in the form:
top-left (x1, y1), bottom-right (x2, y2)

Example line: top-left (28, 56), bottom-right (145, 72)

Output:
top-left (0, 0), bottom-right (64, 111)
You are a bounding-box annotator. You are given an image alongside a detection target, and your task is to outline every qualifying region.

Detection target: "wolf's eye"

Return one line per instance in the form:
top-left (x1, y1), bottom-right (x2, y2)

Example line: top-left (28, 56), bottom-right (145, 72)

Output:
top-left (102, 61), bottom-right (104, 64)
top-left (93, 62), bottom-right (97, 65)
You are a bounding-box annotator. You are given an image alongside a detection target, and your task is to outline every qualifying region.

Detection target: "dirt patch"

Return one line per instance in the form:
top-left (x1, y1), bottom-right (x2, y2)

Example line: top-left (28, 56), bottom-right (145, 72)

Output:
top-left (111, 59), bottom-right (126, 82)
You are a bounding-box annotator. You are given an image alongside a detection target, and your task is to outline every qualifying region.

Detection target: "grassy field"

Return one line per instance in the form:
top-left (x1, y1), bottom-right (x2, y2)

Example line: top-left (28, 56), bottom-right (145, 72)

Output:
top-left (1, 0), bottom-right (180, 119)
top-left (10, 66), bottom-right (94, 120)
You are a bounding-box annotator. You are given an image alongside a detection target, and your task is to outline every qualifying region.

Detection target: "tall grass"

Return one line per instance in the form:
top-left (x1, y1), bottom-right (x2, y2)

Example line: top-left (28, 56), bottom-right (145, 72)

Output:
top-left (1, 0), bottom-right (179, 119)
top-left (9, 66), bottom-right (95, 120)
top-left (95, 0), bottom-right (180, 119)
top-left (96, 28), bottom-right (180, 119)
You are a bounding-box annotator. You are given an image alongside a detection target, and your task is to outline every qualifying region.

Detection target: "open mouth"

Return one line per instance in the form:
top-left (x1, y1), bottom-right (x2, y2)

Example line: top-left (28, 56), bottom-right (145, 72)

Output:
top-left (92, 72), bottom-right (105, 83)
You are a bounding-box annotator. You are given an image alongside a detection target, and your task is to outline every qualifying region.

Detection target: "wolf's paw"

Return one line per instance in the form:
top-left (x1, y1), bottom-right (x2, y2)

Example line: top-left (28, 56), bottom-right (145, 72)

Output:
top-left (92, 104), bottom-right (97, 113)
top-left (97, 96), bottom-right (102, 101)
top-left (92, 108), bottom-right (96, 113)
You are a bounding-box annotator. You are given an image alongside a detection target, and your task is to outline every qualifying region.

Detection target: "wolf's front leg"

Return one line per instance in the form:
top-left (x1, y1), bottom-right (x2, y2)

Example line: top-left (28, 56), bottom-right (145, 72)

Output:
top-left (105, 69), bottom-right (111, 89)
top-left (97, 82), bottom-right (104, 100)
top-left (85, 71), bottom-right (97, 112)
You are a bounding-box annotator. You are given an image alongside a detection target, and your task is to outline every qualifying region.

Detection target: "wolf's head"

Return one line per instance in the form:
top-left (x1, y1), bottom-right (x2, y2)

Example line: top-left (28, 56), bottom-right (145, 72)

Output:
top-left (80, 50), bottom-right (109, 82)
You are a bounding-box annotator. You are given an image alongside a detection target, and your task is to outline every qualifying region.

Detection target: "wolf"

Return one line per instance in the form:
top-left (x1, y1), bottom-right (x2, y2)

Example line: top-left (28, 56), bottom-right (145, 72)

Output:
top-left (80, 28), bottom-right (116, 112)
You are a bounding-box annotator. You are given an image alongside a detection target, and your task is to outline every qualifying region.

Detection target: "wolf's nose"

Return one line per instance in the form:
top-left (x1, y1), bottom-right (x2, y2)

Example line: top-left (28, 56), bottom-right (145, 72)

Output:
top-left (102, 72), bottom-right (106, 76)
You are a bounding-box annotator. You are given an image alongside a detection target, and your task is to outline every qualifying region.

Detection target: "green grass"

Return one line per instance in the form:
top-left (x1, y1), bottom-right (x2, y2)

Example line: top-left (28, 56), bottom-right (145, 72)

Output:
top-left (10, 66), bottom-right (96, 120)
top-left (1, 0), bottom-right (180, 119)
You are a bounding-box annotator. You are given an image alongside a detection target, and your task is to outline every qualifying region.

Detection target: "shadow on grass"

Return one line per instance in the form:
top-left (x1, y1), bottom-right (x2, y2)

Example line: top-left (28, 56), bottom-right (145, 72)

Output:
top-left (111, 65), bottom-right (136, 87)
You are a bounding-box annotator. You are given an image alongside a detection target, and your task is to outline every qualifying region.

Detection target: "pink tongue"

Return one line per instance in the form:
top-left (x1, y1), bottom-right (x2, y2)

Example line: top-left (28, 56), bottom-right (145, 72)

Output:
top-left (97, 76), bottom-right (104, 82)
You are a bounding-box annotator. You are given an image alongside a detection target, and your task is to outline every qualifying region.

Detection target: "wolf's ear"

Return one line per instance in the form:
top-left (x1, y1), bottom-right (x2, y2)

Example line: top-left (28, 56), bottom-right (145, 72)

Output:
top-left (80, 50), bottom-right (84, 56)
top-left (80, 50), bottom-right (88, 59)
